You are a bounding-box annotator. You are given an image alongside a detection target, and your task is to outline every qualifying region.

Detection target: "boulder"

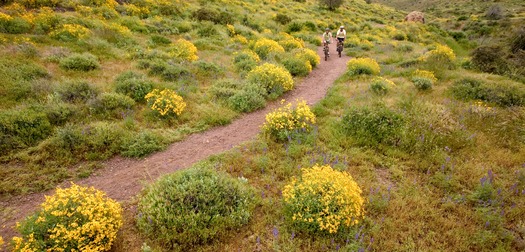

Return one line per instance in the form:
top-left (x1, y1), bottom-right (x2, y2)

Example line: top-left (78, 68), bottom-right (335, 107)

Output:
top-left (404, 11), bottom-right (425, 23)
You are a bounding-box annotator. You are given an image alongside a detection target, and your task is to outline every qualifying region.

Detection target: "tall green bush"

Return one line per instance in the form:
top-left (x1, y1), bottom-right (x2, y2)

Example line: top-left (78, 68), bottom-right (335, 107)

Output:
top-left (137, 166), bottom-right (256, 249)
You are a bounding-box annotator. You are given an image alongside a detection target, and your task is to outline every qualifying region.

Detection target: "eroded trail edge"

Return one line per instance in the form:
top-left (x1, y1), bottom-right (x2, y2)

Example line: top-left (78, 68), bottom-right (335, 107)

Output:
top-left (0, 45), bottom-right (350, 240)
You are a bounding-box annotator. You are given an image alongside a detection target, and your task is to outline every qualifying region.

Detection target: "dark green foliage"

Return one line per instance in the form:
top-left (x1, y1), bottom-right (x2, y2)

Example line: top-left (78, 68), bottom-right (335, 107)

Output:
top-left (450, 78), bottom-right (482, 100)
top-left (282, 57), bottom-right (311, 77)
top-left (394, 44), bottom-right (413, 52)
top-left (56, 80), bottom-right (98, 103)
top-left (471, 46), bottom-right (508, 74)
top-left (341, 106), bottom-right (405, 147)
top-left (149, 35), bottom-right (171, 45)
top-left (369, 80), bottom-right (388, 95)
top-left (120, 130), bottom-right (165, 158)
top-left (114, 71), bottom-right (154, 102)
top-left (90, 92), bottom-right (135, 119)
top-left (0, 109), bottom-right (52, 155)
top-left (0, 17), bottom-right (32, 34)
top-left (449, 31), bottom-right (466, 41)
top-left (210, 79), bottom-right (242, 99)
top-left (160, 64), bottom-right (191, 81)
top-left (41, 102), bottom-right (76, 126)
top-left (193, 7), bottom-right (233, 25)
top-left (194, 60), bottom-right (224, 77)
top-left (318, 0), bottom-right (343, 10)
top-left (197, 22), bottom-right (218, 37)
top-left (227, 86), bottom-right (266, 113)
top-left (59, 53), bottom-right (100, 71)
top-left (210, 79), bottom-right (266, 113)
top-left (286, 21), bottom-right (303, 33)
top-left (450, 78), bottom-right (525, 107)
top-left (46, 122), bottom-right (126, 161)
top-left (275, 13), bottom-right (292, 25)
top-left (137, 166), bottom-right (256, 249)
top-left (412, 77), bottom-right (433, 91)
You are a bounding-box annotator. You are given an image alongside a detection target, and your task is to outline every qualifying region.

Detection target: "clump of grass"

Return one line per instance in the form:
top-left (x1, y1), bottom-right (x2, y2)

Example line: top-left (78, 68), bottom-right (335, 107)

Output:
top-left (59, 53), bottom-right (100, 71)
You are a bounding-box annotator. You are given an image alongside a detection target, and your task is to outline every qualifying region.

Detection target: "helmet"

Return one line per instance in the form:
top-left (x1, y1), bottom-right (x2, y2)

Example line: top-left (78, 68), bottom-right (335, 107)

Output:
top-left (325, 28), bottom-right (330, 31)
top-left (340, 26), bottom-right (344, 29)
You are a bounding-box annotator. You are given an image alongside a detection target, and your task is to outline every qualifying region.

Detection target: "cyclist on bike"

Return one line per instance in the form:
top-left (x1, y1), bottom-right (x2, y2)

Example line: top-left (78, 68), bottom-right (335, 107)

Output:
top-left (322, 28), bottom-right (332, 55)
top-left (322, 28), bottom-right (332, 46)
top-left (336, 26), bottom-right (346, 44)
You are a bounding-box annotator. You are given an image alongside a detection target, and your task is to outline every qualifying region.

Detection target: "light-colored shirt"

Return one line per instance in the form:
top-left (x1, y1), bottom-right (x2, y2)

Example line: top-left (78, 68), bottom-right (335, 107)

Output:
top-left (322, 32), bottom-right (332, 42)
top-left (336, 29), bottom-right (346, 38)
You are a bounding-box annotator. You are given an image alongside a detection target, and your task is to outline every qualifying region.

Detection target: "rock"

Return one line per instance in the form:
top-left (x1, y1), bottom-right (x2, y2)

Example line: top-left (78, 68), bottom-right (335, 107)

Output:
top-left (404, 11), bottom-right (425, 24)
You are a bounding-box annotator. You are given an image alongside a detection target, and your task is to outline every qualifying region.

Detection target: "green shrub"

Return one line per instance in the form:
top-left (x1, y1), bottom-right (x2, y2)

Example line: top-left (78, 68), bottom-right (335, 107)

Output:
top-left (114, 71), bottom-right (154, 102)
top-left (392, 32), bottom-right (407, 41)
top-left (192, 8), bottom-right (233, 25)
top-left (282, 57), bottom-right (312, 77)
top-left (0, 109), bottom-right (52, 155)
top-left (120, 130), bottom-right (165, 158)
top-left (197, 22), bottom-right (218, 37)
top-left (412, 77), bottom-right (433, 91)
top-left (394, 44), bottom-right (413, 52)
top-left (47, 122), bottom-right (126, 160)
top-left (318, 0), bottom-right (343, 10)
top-left (90, 92), bottom-right (135, 118)
top-left (370, 79), bottom-right (389, 95)
top-left (450, 78), bottom-right (525, 107)
top-left (0, 16), bottom-right (32, 34)
top-left (56, 80), bottom-right (99, 103)
top-left (137, 167), bottom-right (256, 249)
top-left (450, 78), bottom-right (482, 100)
top-left (59, 53), bottom-right (100, 71)
top-left (286, 21), bottom-right (303, 33)
top-left (149, 34), bottom-right (171, 45)
top-left (470, 46), bottom-right (508, 74)
top-left (227, 87), bottom-right (266, 113)
top-left (41, 102), bottom-right (76, 126)
top-left (275, 13), bottom-right (292, 25)
top-left (194, 60), bottom-right (224, 77)
top-left (341, 106), bottom-right (405, 147)
top-left (12, 183), bottom-right (122, 252)
top-left (253, 38), bottom-right (285, 60)
top-left (160, 64), bottom-right (191, 81)
top-left (233, 50), bottom-right (260, 74)
top-left (209, 79), bottom-right (243, 99)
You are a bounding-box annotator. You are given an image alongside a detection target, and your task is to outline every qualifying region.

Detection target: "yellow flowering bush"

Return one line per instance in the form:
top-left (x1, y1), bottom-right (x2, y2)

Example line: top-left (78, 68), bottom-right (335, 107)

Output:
top-left (279, 38), bottom-right (304, 51)
top-left (283, 164), bottom-right (365, 234)
top-left (247, 63), bottom-right (294, 98)
top-left (262, 99), bottom-right (315, 141)
top-left (295, 48), bottom-right (320, 68)
top-left (226, 24), bottom-right (235, 36)
top-left (346, 57), bottom-right (380, 76)
top-left (253, 38), bottom-right (285, 59)
top-left (231, 34), bottom-right (248, 44)
top-left (123, 3), bottom-right (150, 17)
top-left (0, 236), bottom-right (3, 246)
top-left (50, 24), bottom-right (90, 41)
top-left (413, 69), bottom-right (437, 83)
top-left (166, 39), bottom-right (198, 62)
top-left (12, 183), bottom-right (122, 252)
top-left (145, 88), bottom-right (186, 117)
top-left (421, 44), bottom-right (456, 64)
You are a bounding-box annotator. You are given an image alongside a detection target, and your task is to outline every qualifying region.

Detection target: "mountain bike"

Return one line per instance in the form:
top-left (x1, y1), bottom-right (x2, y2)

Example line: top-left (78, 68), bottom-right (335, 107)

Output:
top-left (323, 42), bottom-right (329, 61)
top-left (337, 40), bottom-right (344, 57)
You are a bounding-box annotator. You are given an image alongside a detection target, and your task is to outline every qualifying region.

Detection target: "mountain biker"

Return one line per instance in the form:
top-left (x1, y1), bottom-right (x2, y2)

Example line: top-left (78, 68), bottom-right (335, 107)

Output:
top-left (322, 28), bottom-right (332, 56)
top-left (322, 28), bottom-right (332, 46)
top-left (336, 26), bottom-right (346, 44)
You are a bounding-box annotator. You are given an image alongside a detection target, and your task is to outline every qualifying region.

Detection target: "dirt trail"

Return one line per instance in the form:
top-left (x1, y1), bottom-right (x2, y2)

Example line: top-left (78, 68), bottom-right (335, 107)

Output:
top-left (0, 44), bottom-right (349, 241)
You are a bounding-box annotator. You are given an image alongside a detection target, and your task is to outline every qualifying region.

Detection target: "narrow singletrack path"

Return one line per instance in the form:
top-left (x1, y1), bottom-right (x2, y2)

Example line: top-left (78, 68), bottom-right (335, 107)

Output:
top-left (0, 44), bottom-right (350, 241)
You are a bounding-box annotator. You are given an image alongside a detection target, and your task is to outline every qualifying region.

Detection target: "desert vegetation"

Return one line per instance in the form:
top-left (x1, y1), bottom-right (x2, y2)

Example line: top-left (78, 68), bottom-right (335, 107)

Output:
top-left (1, 0), bottom-right (525, 251)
